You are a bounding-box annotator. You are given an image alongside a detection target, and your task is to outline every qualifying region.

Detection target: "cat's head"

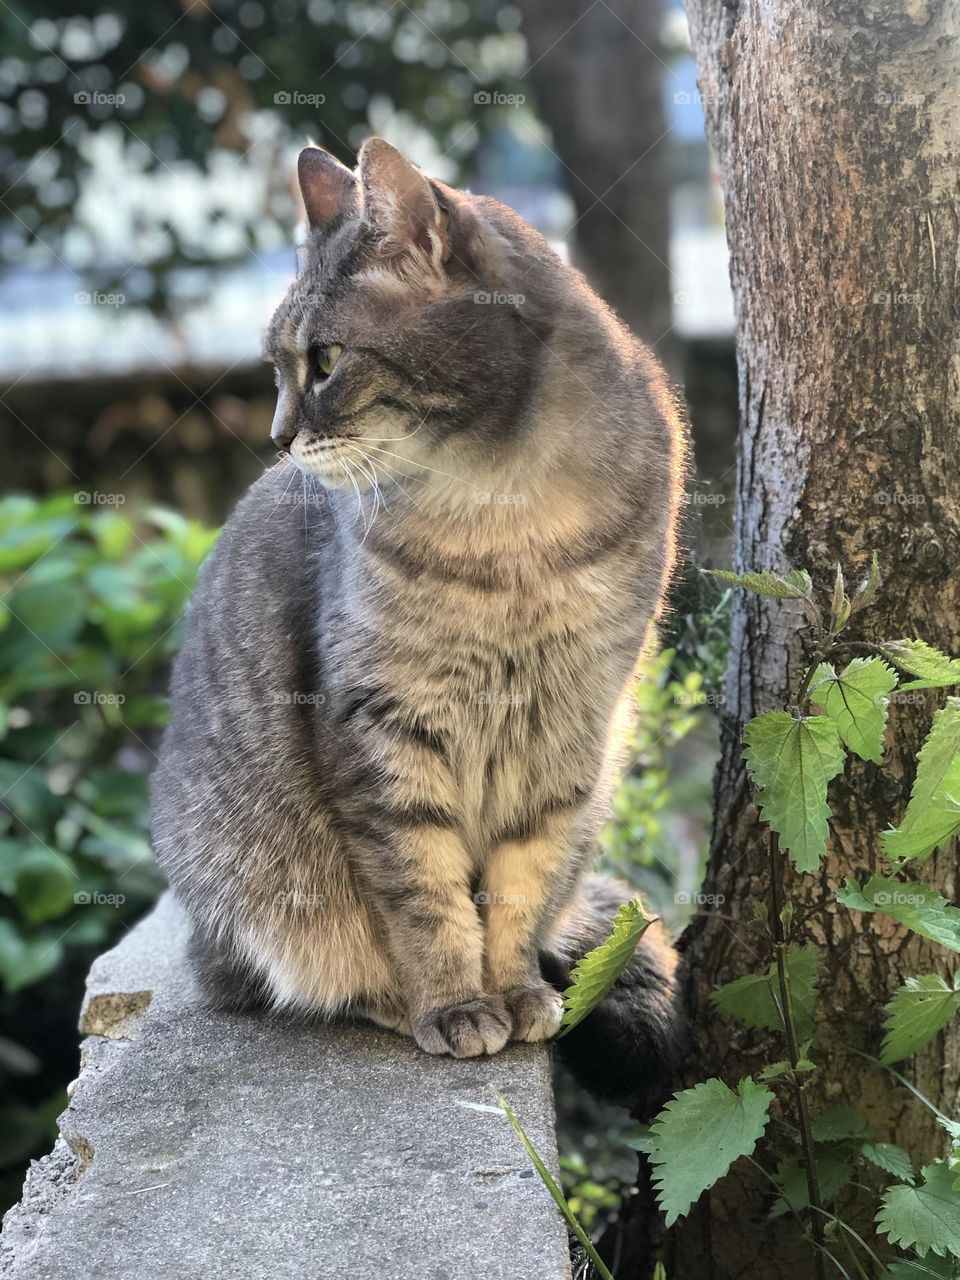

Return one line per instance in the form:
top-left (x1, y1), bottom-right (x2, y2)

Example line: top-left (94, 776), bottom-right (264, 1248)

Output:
top-left (264, 138), bottom-right (560, 492)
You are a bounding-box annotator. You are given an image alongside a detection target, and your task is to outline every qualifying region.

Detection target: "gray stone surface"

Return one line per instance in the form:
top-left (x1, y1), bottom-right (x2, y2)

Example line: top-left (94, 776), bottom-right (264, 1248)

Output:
top-left (1, 895), bottom-right (571, 1280)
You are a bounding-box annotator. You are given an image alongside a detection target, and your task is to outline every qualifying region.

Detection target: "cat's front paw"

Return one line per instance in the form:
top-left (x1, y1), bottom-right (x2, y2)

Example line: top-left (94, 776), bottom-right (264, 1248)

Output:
top-left (504, 983), bottom-right (564, 1042)
top-left (412, 995), bottom-right (512, 1058)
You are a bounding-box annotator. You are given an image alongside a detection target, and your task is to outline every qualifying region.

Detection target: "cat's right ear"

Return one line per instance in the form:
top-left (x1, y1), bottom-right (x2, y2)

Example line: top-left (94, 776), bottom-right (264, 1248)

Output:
top-left (297, 147), bottom-right (358, 231)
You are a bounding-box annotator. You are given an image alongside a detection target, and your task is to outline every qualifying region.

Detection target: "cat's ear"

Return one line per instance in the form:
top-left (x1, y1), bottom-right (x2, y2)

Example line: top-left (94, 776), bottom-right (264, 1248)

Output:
top-left (298, 147), bottom-right (358, 231)
top-left (357, 137), bottom-right (450, 271)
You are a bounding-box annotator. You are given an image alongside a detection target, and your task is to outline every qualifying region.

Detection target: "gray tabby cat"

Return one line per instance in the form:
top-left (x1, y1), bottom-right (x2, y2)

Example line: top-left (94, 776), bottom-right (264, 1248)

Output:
top-left (152, 139), bottom-right (685, 1100)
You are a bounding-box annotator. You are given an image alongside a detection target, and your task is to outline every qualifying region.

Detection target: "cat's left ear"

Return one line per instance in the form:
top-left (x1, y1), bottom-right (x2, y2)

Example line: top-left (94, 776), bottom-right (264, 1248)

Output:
top-left (357, 137), bottom-right (450, 271)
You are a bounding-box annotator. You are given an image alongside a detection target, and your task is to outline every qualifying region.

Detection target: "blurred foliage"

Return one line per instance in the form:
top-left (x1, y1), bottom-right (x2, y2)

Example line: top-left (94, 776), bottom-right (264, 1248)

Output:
top-left (0, 0), bottom-right (528, 310)
top-left (0, 491), bottom-right (216, 1200)
top-left (600, 621), bottom-right (728, 921)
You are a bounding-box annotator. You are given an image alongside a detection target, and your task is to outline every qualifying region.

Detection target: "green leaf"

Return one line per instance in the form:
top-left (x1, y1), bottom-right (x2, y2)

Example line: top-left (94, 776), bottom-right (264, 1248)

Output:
top-left (883, 1257), bottom-right (959, 1279)
top-left (862, 1142), bottom-right (915, 1184)
top-left (877, 1162), bottom-right (960, 1259)
top-left (838, 877), bottom-right (960, 952)
top-left (770, 1147), bottom-right (853, 1217)
top-left (810, 1104), bottom-right (870, 1142)
top-left (711, 944), bottom-right (822, 1042)
top-left (743, 712), bottom-right (846, 871)
top-left (881, 975), bottom-right (960, 1065)
top-left (494, 1092), bottom-right (614, 1280)
top-left (702, 568), bottom-right (811, 600)
top-left (809, 657), bottom-right (898, 764)
top-left (881, 641), bottom-right (960, 690)
top-left (559, 898), bottom-right (652, 1034)
top-left (10, 846), bottom-right (77, 924)
top-left (883, 700), bottom-right (960, 863)
top-left (648, 1077), bottom-right (774, 1227)
top-left (0, 920), bottom-right (63, 993)
top-left (759, 1058), bottom-right (816, 1082)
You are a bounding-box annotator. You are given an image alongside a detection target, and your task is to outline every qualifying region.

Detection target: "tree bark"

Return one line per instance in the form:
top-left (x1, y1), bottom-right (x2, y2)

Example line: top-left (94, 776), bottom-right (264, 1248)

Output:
top-left (516, 0), bottom-right (674, 355)
top-left (664, 2), bottom-right (960, 1276)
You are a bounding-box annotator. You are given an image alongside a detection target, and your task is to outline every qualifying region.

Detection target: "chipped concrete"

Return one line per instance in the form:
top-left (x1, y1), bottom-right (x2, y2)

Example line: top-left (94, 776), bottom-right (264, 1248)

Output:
top-left (1, 894), bottom-right (571, 1280)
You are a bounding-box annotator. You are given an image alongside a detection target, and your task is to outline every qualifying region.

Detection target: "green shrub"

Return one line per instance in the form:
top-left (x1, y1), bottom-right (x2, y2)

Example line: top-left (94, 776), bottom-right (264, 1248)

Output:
top-left (0, 492), bottom-right (217, 1200)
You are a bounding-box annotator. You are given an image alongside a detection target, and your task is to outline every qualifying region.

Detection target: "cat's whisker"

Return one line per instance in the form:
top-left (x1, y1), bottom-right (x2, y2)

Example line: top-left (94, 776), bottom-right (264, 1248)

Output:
top-left (265, 459), bottom-right (300, 524)
top-left (340, 454), bottom-right (369, 536)
top-left (343, 445), bottom-right (391, 544)
top-left (354, 412), bottom-right (429, 445)
top-left (355, 442), bottom-right (483, 492)
top-left (350, 446), bottom-right (430, 519)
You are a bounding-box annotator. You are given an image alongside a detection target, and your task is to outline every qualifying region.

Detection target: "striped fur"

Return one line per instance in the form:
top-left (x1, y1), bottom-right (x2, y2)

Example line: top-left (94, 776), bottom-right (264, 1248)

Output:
top-left (151, 139), bottom-right (685, 1068)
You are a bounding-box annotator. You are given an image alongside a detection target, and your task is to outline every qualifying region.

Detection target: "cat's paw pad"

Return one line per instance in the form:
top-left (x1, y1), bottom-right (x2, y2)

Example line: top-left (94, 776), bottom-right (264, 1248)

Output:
top-left (504, 983), bottom-right (564, 1042)
top-left (412, 996), bottom-right (512, 1058)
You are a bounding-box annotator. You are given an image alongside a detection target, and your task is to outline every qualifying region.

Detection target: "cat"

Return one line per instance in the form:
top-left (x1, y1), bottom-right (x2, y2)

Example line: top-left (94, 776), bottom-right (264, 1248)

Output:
top-left (151, 138), bottom-right (686, 1105)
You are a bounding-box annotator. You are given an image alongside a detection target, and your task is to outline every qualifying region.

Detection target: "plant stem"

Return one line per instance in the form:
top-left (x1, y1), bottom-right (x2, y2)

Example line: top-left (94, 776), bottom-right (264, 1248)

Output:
top-left (769, 831), bottom-right (828, 1280)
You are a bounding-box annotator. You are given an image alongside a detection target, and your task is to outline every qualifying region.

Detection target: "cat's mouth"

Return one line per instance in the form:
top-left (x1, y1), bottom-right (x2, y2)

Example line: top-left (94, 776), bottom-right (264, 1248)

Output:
top-left (289, 434), bottom-right (376, 491)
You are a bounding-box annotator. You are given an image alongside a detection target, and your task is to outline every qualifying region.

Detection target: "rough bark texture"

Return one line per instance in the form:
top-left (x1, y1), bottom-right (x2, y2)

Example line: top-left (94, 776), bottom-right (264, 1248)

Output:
top-left (517, 0), bottom-right (673, 354)
top-left (663, 2), bottom-right (960, 1276)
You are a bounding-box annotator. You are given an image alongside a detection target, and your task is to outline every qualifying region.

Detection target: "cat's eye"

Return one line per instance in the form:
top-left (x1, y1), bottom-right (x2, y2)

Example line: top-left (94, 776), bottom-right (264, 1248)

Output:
top-left (309, 343), bottom-right (342, 383)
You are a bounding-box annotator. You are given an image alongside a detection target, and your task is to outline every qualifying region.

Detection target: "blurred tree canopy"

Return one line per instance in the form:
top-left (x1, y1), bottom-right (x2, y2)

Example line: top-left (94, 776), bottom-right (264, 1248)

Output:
top-left (0, 0), bottom-right (528, 310)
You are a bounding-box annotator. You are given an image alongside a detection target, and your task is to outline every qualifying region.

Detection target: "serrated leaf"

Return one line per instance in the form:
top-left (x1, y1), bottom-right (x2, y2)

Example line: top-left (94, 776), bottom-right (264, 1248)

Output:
top-left (810, 657), bottom-right (898, 764)
top-left (703, 568), bottom-right (811, 600)
top-left (770, 1146), bottom-right (853, 1217)
top-left (810, 1104), bottom-right (870, 1142)
top-left (838, 877), bottom-right (960, 952)
top-left (881, 975), bottom-right (960, 1065)
top-left (883, 700), bottom-right (960, 863)
top-left (711, 944), bottom-right (822, 1042)
top-left (648, 1076), bottom-right (774, 1226)
top-left (559, 898), bottom-right (651, 1034)
top-left (862, 1142), bottom-right (916, 1184)
top-left (743, 712), bottom-right (846, 871)
top-left (877, 1162), bottom-right (960, 1259)
top-left (882, 641), bottom-right (960, 690)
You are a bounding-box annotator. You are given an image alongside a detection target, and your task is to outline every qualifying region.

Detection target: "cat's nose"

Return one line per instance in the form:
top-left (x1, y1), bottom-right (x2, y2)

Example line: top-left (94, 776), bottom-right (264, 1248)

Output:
top-left (272, 423), bottom-right (297, 452)
top-left (271, 385), bottom-right (299, 451)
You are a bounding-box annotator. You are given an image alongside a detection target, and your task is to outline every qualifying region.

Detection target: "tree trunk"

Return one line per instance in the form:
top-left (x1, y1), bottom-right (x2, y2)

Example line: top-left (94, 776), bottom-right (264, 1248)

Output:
top-left (516, 0), bottom-right (674, 355)
top-left (664, 2), bottom-right (960, 1276)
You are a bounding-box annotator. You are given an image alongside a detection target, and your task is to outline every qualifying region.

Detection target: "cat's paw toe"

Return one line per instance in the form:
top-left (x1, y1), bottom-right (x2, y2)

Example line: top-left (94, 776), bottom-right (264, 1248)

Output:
top-left (504, 983), bottom-right (564, 1042)
top-left (412, 996), bottom-right (512, 1058)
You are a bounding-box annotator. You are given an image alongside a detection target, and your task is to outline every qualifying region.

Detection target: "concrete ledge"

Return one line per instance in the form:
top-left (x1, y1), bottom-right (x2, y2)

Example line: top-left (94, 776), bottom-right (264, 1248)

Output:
top-left (1, 895), bottom-right (571, 1280)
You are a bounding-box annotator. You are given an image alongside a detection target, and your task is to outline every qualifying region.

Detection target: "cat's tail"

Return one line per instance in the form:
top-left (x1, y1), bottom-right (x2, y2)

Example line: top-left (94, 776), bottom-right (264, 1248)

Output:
top-left (540, 874), bottom-right (686, 1115)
